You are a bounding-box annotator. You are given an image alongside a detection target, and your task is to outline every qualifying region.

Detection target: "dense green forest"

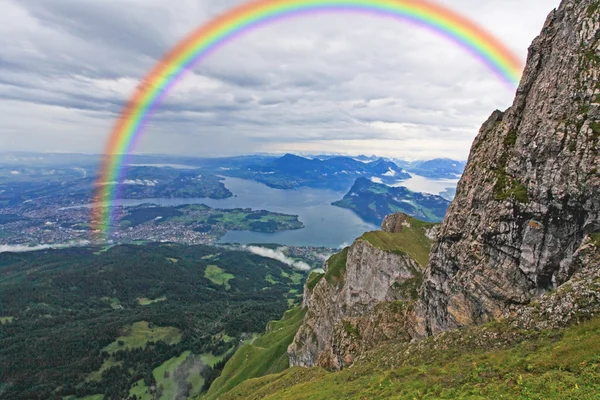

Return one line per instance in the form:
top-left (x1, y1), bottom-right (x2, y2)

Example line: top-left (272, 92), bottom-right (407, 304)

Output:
top-left (0, 243), bottom-right (308, 400)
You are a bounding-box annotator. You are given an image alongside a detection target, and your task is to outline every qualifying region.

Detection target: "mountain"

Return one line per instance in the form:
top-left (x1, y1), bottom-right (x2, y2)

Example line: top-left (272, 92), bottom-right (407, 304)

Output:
top-left (403, 158), bottom-right (466, 179)
top-left (225, 154), bottom-right (411, 191)
top-left (332, 177), bottom-right (450, 224)
top-left (421, 0), bottom-right (600, 333)
top-left (288, 213), bottom-right (437, 369)
top-left (198, 1), bottom-right (600, 398)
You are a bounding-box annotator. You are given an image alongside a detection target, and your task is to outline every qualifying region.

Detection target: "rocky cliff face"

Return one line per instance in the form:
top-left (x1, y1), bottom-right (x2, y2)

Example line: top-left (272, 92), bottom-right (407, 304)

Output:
top-left (422, 0), bottom-right (600, 334)
top-left (289, 0), bottom-right (600, 370)
top-left (288, 214), bottom-right (435, 369)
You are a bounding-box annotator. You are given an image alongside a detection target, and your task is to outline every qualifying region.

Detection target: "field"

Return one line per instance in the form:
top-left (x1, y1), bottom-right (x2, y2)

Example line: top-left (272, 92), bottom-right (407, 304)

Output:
top-left (129, 380), bottom-right (152, 400)
top-left (204, 265), bottom-right (235, 289)
top-left (153, 351), bottom-right (192, 400)
top-left (103, 321), bottom-right (181, 354)
top-left (138, 296), bottom-right (167, 305)
top-left (0, 316), bottom-right (14, 324)
top-left (87, 358), bottom-right (123, 382)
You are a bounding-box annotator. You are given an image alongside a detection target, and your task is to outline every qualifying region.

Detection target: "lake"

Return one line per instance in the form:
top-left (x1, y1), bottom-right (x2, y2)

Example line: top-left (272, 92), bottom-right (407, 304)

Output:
top-left (79, 175), bottom-right (457, 248)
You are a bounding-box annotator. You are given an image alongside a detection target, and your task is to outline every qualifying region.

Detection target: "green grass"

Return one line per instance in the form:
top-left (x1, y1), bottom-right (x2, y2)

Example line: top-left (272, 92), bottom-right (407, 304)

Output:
top-left (218, 316), bottom-right (600, 400)
top-left (323, 216), bottom-right (434, 284)
top-left (101, 297), bottom-right (123, 310)
top-left (201, 307), bottom-right (306, 400)
top-left (359, 225), bottom-right (434, 268)
top-left (504, 129), bottom-right (518, 146)
top-left (86, 358), bottom-right (122, 382)
top-left (588, 1), bottom-right (599, 17)
top-left (187, 363), bottom-right (206, 398)
top-left (306, 271), bottom-right (325, 291)
top-left (324, 247), bottom-right (349, 283)
top-left (65, 395), bottom-right (105, 400)
top-left (590, 233), bottom-right (600, 247)
top-left (137, 296), bottom-right (167, 306)
top-left (128, 379), bottom-right (153, 400)
top-left (0, 316), bottom-right (14, 324)
top-left (281, 270), bottom-right (304, 285)
top-left (204, 265), bottom-right (234, 289)
top-left (153, 351), bottom-right (191, 400)
top-left (201, 351), bottom-right (232, 368)
top-left (103, 321), bottom-right (181, 354)
top-left (265, 273), bottom-right (279, 284)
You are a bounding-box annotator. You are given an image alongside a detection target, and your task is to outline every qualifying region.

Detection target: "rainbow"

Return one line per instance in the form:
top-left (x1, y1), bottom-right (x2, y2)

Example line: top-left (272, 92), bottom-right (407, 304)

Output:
top-left (92, 0), bottom-right (523, 240)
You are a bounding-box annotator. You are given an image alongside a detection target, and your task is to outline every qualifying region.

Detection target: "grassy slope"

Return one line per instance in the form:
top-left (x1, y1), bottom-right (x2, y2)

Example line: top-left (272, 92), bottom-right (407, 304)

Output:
top-left (360, 217), bottom-right (436, 267)
top-left (201, 307), bottom-right (306, 400)
top-left (219, 316), bottom-right (600, 400)
top-left (318, 216), bottom-right (434, 289)
top-left (323, 247), bottom-right (349, 283)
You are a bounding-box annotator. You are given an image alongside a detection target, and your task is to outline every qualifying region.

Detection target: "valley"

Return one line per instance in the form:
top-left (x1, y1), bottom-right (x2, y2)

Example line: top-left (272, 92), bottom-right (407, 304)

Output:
top-left (0, 243), bottom-right (311, 399)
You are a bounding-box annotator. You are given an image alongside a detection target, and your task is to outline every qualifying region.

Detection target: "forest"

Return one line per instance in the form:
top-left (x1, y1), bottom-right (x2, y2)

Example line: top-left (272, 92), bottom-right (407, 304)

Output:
top-left (0, 243), bottom-right (308, 399)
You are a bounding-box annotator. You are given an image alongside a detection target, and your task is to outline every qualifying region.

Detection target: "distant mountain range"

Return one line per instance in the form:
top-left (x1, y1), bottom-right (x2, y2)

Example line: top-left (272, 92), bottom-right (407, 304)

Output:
top-left (1, 153), bottom-right (466, 198)
top-left (224, 154), bottom-right (411, 191)
top-left (332, 177), bottom-right (450, 225)
top-left (402, 158), bottom-right (466, 179)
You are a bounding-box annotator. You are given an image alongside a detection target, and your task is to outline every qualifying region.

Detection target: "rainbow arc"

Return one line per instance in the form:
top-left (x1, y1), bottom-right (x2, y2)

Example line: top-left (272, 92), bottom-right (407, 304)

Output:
top-left (93, 0), bottom-right (524, 240)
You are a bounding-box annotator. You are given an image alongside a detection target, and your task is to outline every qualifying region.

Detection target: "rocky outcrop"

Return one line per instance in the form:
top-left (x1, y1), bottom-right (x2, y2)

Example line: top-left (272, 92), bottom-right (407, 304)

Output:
top-left (421, 0), bottom-right (600, 334)
top-left (290, 0), bottom-right (600, 370)
top-left (288, 214), bottom-right (432, 369)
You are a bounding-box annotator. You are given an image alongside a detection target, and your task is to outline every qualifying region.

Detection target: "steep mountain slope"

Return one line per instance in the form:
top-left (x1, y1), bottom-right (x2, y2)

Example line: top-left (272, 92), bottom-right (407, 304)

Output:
top-left (422, 0), bottom-right (600, 334)
top-left (216, 245), bottom-right (600, 399)
top-left (200, 307), bottom-right (306, 400)
top-left (332, 177), bottom-right (450, 224)
top-left (288, 213), bottom-right (438, 370)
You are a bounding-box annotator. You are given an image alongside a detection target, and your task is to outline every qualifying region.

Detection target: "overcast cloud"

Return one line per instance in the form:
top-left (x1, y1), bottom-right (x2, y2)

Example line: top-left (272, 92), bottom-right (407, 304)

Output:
top-left (0, 0), bottom-right (559, 160)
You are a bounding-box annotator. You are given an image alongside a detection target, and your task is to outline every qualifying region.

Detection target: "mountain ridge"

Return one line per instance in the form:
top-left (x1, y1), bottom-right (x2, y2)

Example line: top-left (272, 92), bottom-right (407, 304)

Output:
top-left (332, 177), bottom-right (450, 224)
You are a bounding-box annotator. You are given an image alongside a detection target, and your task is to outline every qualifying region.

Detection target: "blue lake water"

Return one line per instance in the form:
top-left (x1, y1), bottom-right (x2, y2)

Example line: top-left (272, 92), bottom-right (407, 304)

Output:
top-left (80, 175), bottom-right (457, 248)
top-left (83, 177), bottom-right (376, 248)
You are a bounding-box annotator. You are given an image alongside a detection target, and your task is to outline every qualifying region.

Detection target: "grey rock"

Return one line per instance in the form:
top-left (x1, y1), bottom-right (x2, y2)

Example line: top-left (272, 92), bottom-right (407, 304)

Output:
top-left (422, 0), bottom-right (600, 334)
top-left (289, 219), bottom-right (426, 369)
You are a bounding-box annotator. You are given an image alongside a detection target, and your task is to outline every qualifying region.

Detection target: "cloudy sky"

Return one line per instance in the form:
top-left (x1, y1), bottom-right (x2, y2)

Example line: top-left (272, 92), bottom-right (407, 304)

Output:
top-left (0, 0), bottom-right (559, 160)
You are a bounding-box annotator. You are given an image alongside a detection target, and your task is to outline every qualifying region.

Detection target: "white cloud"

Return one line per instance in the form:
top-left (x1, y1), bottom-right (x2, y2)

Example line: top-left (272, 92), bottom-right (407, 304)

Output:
top-left (245, 245), bottom-right (311, 271)
top-left (0, 0), bottom-right (560, 159)
top-left (0, 241), bottom-right (90, 253)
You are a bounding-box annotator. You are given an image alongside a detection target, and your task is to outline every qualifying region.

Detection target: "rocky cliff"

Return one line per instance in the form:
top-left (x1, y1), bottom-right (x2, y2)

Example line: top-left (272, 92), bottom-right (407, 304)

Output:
top-left (289, 0), bottom-right (600, 370)
top-left (422, 0), bottom-right (600, 334)
top-left (288, 214), bottom-right (437, 369)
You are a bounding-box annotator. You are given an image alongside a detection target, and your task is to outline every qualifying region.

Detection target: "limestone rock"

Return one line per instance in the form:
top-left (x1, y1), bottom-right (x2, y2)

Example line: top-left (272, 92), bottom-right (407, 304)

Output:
top-left (289, 214), bottom-right (429, 369)
top-left (421, 0), bottom-right (600, 334)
